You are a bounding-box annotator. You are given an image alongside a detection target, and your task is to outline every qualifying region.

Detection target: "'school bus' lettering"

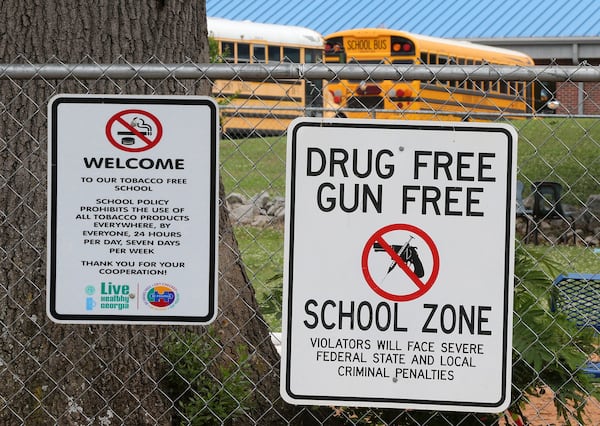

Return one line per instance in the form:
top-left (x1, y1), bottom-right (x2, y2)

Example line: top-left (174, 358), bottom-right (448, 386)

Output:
top-left (346, 38), bottom-right (389, 53)
top-left (323, 27), bottom-right (544, 121)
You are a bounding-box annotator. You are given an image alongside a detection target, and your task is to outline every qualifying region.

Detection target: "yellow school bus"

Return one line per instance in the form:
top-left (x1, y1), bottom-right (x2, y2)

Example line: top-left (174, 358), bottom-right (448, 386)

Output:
top-left (323, 28), bottom-right (535, 121)
top-left (208, 17), bottom-right (324, 135)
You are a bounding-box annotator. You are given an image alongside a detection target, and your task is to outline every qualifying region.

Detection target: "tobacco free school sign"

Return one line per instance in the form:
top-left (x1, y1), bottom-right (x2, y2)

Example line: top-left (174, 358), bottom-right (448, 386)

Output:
top-left (47, 95), bottom-right (219, 324)
top-left (281, 118), bottom-right (517, 412)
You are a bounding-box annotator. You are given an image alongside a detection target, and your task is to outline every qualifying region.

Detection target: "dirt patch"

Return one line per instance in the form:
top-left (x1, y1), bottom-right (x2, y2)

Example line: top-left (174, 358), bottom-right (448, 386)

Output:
top-left (517, 390), bottom-right (600, 425)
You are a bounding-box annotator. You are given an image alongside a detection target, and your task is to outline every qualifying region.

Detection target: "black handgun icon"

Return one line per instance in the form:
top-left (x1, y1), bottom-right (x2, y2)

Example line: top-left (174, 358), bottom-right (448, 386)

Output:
top-left (373, 237), bottom-right (425, 278)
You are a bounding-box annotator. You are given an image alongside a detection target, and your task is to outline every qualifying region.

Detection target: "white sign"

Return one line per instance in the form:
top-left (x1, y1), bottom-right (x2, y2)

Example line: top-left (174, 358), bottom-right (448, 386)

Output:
top-left (47, 95), bottom-right (219, 324)
top-left (281, 118), bottom-right (516, 412)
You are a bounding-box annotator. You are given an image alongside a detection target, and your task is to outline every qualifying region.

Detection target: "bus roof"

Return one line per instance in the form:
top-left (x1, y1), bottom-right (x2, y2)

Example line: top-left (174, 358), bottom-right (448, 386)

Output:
top-left (207, 17), bottom-right (324, 48)
top-left (326, 28), bottom-right (534, 65)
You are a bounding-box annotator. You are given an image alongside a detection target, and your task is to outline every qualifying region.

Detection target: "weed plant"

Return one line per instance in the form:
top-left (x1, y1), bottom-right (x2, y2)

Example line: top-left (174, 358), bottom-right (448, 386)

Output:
top-left (162, 329), bottom-right (254, 425)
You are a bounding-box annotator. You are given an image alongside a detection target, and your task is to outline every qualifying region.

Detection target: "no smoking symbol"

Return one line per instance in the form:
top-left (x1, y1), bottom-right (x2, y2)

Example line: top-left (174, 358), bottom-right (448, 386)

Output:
top-left (105, 109), bottom-right (163, 152)
top-left (362, 224), bottom-right (440, 302)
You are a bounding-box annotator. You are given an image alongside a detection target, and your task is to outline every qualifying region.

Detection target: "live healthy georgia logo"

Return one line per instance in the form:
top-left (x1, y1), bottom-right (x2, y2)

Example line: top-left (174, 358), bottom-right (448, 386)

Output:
top-left (144, 284), bottom-right (179, 309)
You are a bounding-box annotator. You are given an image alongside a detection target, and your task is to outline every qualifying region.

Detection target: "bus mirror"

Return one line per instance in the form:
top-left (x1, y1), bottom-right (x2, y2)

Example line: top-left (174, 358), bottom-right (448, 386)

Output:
top-left (547, 100), bottom-right (560, 110)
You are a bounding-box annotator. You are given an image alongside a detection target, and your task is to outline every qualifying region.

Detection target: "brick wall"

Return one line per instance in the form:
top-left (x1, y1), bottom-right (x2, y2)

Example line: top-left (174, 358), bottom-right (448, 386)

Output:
top-left (555, 82), bottom-right (600, 115)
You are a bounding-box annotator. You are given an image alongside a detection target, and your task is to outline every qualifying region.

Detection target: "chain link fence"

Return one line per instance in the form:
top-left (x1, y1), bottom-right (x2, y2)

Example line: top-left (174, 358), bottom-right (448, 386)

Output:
top-left (1, 58), bottom-right (600, 425)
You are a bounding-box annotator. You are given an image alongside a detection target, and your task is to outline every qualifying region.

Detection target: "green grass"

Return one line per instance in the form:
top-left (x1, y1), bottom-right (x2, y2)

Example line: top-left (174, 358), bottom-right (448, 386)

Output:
top-left (521, 243), bottom-right (600, 276)
top-left (220, 135), bottom-right (287, 198)
top-left (233, 226), bottom-right (284, 330)
top-left (513, 118), bottom-right (600, 205)
top-left (219, 119), bottom-right (600, 205)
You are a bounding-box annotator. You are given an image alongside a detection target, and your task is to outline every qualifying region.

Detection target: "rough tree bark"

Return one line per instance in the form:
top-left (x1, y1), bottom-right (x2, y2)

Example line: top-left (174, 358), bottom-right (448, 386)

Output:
top-left (0, 1), bottom-right (283, 424)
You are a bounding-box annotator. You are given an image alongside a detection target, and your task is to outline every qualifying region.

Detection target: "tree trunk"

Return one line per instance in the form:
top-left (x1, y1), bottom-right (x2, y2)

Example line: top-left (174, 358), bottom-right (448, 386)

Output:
top-left (0, 1), bottom-right (283, 424)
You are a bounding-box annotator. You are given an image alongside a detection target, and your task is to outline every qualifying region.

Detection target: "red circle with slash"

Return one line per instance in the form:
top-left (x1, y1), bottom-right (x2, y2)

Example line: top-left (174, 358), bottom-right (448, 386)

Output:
top-left (105, 109), bottom-right (163, 152)
top-left (362, 223), bottom-right (440, 302)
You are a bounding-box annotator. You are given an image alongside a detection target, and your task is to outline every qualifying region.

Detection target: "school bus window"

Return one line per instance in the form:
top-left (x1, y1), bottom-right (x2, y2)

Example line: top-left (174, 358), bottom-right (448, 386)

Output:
top-left (457, 59), bottom-right (468, 88)
top-left (513, 82), bottom-right (523, 96)
top-left (237, 43), bottom-right (250, 63)
top-left (437, 56), bottom-right (450, 85)
top-left (500, 81), bottom-right (508, 95)
top-left (283, 47), bottom-right (300, 63)
top-left (222, 42), bottom-right (235, 62)
top-left (253, 44), bottom-right (266, 63)
top-left (305, 48), bottom-right (322, 63)
top-left (419, 52), bottom-right (428, 64)
top-left (269, 45), bottom-right (281, 62)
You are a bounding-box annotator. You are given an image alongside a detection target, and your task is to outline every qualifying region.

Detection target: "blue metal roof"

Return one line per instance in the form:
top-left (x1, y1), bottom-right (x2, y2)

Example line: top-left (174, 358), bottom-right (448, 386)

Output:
top-left (206, 0), bottom-right (600, 38)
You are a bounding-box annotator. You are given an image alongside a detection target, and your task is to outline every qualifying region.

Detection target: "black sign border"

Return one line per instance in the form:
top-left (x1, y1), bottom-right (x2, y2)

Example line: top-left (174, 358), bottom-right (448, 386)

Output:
top-left (47, 95), bottom-right (218, 324)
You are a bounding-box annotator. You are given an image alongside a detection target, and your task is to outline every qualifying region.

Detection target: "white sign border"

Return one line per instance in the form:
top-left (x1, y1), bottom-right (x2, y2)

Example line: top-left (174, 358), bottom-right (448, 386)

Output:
top-left (281, 118), bottom-right (516, 412)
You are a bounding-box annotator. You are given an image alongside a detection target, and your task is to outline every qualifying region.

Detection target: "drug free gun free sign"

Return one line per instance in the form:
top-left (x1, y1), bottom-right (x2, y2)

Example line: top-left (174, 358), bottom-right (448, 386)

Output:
top-left (281, 118), bottom-right (516, 412)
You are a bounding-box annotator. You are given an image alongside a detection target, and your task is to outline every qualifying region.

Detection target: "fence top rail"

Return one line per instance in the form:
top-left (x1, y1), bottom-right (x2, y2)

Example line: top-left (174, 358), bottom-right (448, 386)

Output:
top-left (0, 62), bottom-right (599, 81)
